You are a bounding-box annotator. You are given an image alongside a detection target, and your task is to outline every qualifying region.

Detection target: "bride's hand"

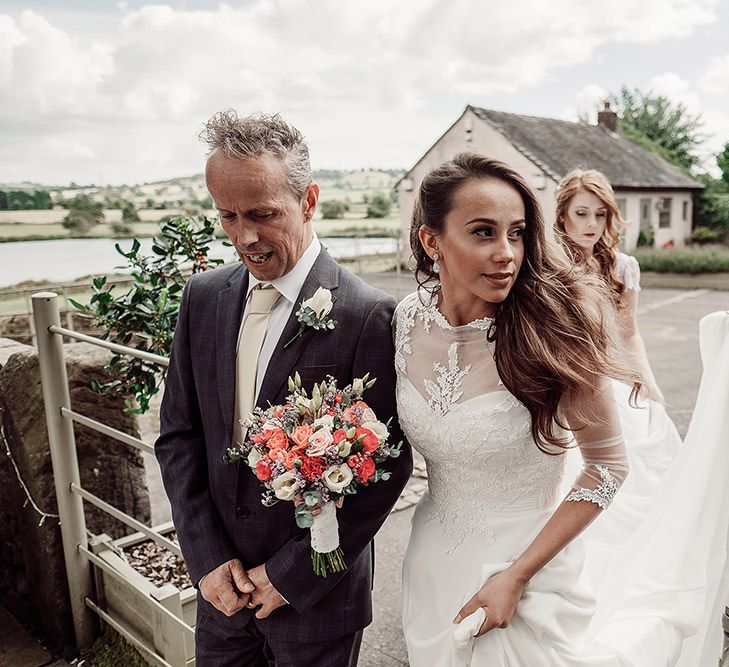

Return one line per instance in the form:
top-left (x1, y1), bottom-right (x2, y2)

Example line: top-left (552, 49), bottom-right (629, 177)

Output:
top-left (453, 568), bottom-right (527, 637)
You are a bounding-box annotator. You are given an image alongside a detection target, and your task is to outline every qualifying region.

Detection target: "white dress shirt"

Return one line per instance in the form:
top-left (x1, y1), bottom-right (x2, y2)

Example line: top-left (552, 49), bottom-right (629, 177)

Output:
top-left (239, 234), bottom-right (322, 401)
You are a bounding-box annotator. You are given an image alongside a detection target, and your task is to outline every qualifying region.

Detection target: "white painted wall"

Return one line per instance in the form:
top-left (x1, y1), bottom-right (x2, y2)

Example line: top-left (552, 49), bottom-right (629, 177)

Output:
top-left (397, 109), bottom-right (554, 257)
top-left (616, 191), bottom-right (693, 251)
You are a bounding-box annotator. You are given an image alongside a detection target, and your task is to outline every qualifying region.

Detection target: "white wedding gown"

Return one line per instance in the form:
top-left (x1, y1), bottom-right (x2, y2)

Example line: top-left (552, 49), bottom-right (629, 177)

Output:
top-left (395, 290), bottom-right (729, 667)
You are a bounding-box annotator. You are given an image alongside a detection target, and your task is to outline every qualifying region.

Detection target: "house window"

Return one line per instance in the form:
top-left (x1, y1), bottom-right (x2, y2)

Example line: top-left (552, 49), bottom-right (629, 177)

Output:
top-left (640, 198), bottom-right (651, 227)
top-left (615, 198), bottom-right (627, 219)
top-left (682, 200), bottom-right (688, 221)
top-left (658, 197), bottom-right (672, 228)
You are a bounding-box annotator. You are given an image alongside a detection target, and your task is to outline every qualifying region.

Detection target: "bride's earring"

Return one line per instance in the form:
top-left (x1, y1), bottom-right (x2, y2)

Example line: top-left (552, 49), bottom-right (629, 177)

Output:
top-left (432, 251), bottom-right (441, 274)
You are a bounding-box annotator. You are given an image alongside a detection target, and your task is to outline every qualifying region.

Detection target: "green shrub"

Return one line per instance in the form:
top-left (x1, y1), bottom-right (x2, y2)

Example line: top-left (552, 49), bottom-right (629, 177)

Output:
top-left (632, 245), bottom-right (729, 273)
top-left (320, 200), bottom-right (349, 219)
top-left (636, 228), bottom-right (654, 247)
top-left (366, 194), bottom-right (392, 218)
top-left (690, 226), bottom-right (724, 245)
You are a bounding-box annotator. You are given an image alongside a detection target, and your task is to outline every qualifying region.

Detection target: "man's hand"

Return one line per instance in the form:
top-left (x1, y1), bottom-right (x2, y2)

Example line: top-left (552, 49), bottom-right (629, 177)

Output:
top-left (246, 564), bottom-right (288, 619)
top-left (200, 559), bottom-right (255, 617)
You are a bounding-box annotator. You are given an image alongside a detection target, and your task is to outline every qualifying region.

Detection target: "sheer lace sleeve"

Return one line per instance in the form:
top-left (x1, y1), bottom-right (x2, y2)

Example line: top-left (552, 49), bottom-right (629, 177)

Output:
top-left (561, 377), bottom-right (629, 510)
top-left (615, 252), bottom-right (641, 292)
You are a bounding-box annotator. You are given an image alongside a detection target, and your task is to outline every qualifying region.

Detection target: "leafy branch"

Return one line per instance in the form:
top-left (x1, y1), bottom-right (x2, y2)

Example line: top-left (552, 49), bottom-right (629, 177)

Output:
top-left (71, 215), bottom-right (224, 413)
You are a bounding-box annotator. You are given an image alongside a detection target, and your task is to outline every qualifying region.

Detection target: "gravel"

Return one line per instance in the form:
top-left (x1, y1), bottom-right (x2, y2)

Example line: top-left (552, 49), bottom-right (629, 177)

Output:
top-left (123, 532), bottom-right (192, 590)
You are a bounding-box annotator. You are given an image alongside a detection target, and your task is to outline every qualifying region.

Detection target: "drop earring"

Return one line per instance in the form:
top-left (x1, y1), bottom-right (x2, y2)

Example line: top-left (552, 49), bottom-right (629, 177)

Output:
top-left (432, 251), bottom-right (441, 274)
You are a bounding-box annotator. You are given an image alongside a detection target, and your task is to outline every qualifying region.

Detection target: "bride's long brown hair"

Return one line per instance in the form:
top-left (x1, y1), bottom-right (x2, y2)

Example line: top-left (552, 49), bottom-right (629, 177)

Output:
top-left (411, 153), bottom-right (640, 452)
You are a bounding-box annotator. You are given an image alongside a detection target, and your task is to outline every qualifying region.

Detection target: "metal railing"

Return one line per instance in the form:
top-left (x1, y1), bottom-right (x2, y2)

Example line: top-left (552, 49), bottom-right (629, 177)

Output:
top-left (1, 276), bottom-right (138, 346)
top-left (32, 292), bottom-right (194, 664)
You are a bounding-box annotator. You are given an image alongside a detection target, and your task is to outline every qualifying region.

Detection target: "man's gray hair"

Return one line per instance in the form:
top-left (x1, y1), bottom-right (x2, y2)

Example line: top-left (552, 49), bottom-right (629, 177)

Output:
top-left (200, 110), bottom-right (312, 198)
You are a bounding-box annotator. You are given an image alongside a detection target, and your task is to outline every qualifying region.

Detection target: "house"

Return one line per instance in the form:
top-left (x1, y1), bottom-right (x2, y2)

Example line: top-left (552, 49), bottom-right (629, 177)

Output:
top-left (397, 104), bottom-right (704, 251)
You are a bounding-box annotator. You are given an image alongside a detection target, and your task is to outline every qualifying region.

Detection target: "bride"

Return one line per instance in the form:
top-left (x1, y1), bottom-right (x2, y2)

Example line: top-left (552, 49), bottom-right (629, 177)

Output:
top-left (395, 153), bottom-right (728, 666)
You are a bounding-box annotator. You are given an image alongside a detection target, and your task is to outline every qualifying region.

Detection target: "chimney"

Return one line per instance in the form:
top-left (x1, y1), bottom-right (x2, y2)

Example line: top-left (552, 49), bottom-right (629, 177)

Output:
top-left (597, 101), bottom-right (617, 132)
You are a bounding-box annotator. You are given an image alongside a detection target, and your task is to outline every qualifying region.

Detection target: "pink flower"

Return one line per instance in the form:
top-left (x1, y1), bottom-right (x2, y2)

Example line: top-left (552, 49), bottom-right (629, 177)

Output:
top-left (307, 427), bottom-right (334, 457)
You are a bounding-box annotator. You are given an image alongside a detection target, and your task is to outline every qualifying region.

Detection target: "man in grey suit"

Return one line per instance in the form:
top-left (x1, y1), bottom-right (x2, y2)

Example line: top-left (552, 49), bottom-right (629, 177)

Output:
top-left (155, 110), bottom-right (412, 666)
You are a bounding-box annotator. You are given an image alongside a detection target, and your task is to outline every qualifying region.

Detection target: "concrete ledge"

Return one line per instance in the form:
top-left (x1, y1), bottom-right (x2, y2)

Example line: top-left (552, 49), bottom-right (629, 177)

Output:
top-left (640, 271), bottom-right (729, 290)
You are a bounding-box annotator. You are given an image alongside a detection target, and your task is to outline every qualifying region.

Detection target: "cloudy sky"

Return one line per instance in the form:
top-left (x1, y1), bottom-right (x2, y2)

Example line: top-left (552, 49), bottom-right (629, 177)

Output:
top-left (1, 0), bottom-right (728, 186)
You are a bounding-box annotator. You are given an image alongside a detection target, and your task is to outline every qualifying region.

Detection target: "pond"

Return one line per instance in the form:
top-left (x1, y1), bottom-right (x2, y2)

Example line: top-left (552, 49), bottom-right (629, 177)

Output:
top-left (0, 236), bottom-right (399, 288)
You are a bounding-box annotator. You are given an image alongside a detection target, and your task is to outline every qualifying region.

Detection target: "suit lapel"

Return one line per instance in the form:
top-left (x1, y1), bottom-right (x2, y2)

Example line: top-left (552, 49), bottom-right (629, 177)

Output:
top-left (256, 248), bottom-right (340, 407)
top-left (216, 264), bottom-right (249, 440)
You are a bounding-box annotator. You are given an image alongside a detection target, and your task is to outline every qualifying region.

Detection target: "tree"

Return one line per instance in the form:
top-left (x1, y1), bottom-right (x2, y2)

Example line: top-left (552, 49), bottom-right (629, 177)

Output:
top-left (693, 173), bottom-right (729, 234)
top-left (62, 194), bottom-right (104, 233)
top-left (33, 190), bottom-right (52, 209)
top-left (121, 200), bottom-right (140, 223)
top-left (366, 193), bottom-right (392, 218)
top-left (717, 142), bottom-right (729, 190)
top-left (607, 86), bottom-right (703, 172)
top-left (320, 200), bottom-right (349, 219)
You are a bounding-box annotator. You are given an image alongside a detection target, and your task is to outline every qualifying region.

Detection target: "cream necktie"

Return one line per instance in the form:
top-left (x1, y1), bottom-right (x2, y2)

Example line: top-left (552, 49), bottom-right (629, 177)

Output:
top-left (233, 285), bottom-right (281, 445)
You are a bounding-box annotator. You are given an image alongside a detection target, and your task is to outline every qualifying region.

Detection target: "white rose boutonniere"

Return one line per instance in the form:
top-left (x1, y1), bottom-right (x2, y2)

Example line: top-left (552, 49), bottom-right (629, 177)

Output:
top-left (284, 286), bottom-right (338, 348)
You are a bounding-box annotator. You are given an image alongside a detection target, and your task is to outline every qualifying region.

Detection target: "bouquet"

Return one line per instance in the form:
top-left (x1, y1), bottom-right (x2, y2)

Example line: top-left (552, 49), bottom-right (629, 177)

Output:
top-left (225, 373), bottom-right (403, 577)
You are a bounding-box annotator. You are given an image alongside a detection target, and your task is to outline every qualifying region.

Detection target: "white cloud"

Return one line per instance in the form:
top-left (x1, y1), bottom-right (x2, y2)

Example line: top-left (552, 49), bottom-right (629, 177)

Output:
top-left (699, 54), bottom-right (729, 96)
top-left (0, 0), bottom-right (723, 183)
top-left (564, 84), bottom-right (609, 122)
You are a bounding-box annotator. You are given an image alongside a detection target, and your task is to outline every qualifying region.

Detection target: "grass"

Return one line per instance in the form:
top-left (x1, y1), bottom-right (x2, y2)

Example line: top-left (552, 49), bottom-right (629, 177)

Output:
top-left (313, 215), bottom-right (400, 236)
top-left (632, 244), bottom-right (729, 273)
top-left (82, 627), bottom-right (152, 667)
top-left (0, 216), bottom-right (402, 243)
top-left (0, 221), bottom-right (165, 242)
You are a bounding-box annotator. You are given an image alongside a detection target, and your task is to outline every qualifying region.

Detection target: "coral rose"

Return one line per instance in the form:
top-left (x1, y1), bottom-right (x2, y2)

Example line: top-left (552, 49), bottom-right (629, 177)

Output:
top-left (356, 427), bottom-right (379, 453)
top-left (267, 429), bottom-right (289, 450)
top-left (255, 460), bottom-right (272, 481)
top-left (291, 424), bottom-right (315, 447)
top-left (357, 457), bottom-right (376, 483)
top-left (332, 429), bottom-right (348, 444)
top-left (300, 457), bottom-right (324, 482)
top-left (353, 401), bottom-right (377, 423)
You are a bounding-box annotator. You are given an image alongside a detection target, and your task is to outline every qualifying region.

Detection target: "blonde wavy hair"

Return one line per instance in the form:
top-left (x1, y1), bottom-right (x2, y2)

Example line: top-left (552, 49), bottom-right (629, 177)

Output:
top-left (555, 168), bottom-right (628, 297)
top-left (411, 154), bottom-right (640, 452)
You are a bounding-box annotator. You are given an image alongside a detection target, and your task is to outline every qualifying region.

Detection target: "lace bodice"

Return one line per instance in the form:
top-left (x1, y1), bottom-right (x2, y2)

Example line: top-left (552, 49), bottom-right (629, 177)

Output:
top-left (394, 291), bottom-right (628, 553)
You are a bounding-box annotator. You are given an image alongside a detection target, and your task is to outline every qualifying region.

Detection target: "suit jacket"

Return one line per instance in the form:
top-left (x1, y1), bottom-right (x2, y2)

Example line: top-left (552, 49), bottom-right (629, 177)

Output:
top-left (155, 248), bottom-right (412, 641)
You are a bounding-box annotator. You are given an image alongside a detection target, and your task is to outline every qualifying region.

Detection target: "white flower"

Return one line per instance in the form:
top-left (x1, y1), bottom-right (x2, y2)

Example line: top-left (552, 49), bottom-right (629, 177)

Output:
top-left (307, 427), bottom-right (334, 456)
top-left (361, 420), bottom-right (388, 443)
top-left (323, 464), bottom-right (353, 493)
top-left (336, 440), bottom-right (352, 457)
top-left (294, 395), bottom-right (312, 415)
top-left (271, 470), bottom-right (299, 501)
top-left (352, 378), bottom-right (365, 396)
top-left (304, 287), bottom-right (334, 318)
top-left (247, 448), bottom-right (262, 468)
top-left (313, 414), bottom-right (334, 430)
top-left (261, 419), bottom-right (280, 432)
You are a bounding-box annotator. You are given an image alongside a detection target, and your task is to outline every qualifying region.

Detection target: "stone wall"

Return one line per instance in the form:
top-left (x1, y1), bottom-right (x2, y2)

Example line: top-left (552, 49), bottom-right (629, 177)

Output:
top-left (0, 338), bottom-right (151, 650)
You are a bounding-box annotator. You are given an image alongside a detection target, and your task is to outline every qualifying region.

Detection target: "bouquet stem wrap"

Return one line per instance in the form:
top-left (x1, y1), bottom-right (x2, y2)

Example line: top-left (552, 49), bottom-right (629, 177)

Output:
top-left (310, 501), bottom-right (346, 577)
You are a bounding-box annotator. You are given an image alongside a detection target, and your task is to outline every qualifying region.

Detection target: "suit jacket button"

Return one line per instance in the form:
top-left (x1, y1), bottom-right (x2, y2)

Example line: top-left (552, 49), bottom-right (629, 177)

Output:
top-left (236, 506), bottom-right (250, 518)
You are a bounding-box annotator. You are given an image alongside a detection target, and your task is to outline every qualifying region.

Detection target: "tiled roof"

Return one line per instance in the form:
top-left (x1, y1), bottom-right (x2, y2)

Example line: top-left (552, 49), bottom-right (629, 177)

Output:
top-left (470, 106), bottom-right (703, 190)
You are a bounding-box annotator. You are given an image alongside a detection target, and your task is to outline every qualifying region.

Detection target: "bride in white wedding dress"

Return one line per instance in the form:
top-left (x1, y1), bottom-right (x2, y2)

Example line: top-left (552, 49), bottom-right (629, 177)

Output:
top-left (396, 153), bottom-right (729, 666)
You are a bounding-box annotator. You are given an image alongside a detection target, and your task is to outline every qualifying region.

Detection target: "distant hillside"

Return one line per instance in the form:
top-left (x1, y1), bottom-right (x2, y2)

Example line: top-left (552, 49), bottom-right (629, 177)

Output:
top-left (1, 169), bottom-right (405, 211)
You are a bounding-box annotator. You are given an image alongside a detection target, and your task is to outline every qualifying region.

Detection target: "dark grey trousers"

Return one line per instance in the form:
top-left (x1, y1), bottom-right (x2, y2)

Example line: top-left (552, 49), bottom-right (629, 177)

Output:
top-left (195, 610), bottom-right (363, 667)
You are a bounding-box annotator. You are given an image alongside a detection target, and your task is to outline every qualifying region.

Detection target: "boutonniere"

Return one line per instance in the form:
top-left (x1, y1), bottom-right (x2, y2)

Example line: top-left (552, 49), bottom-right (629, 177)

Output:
top-left (284, 286), bottom-right (338, 348)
